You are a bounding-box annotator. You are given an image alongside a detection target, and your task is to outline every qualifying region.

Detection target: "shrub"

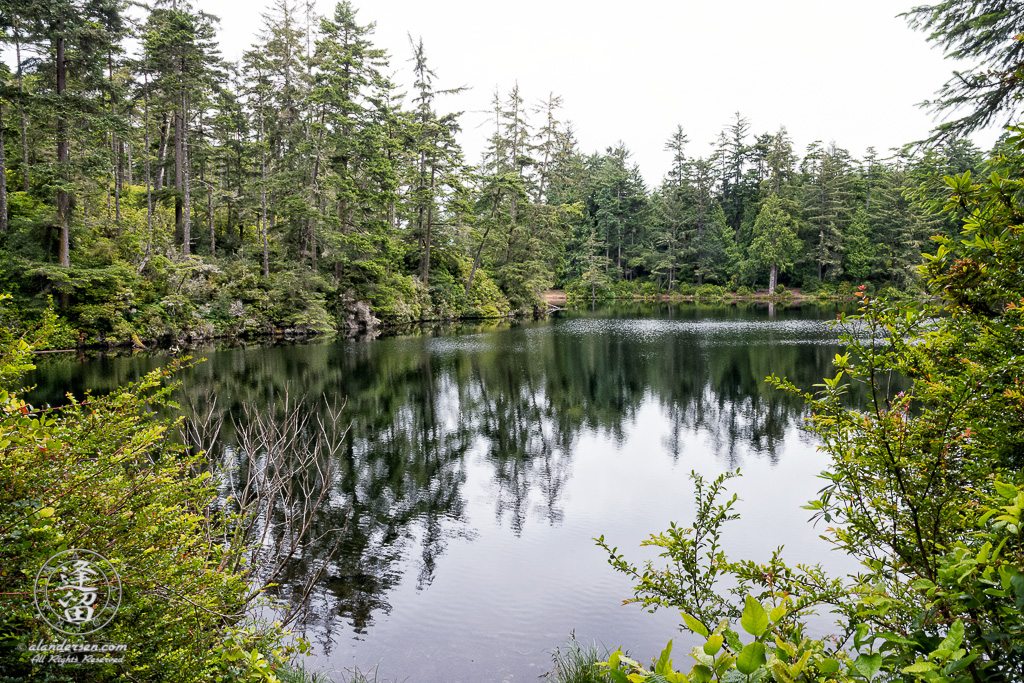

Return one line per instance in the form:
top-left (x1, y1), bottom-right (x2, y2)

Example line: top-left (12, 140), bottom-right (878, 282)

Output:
top-left (465, 271), bottom-right (512, 319)
top-left (773, 284), bottom-right (788, 296)
top-left (676, 282), bottom-right (695, 296)
top-left (735, 285), bottom-right (753, 297)
top-left (613, 280), bottom-right (637, 299)
top-left (592, 133), bottom-right (1024, 683)
top-left (638, 281), bottom-right (658, 298)
top-left (0, 305), bottom-right (302, 681)
top-left (694, 284), bottom-right (725, 301)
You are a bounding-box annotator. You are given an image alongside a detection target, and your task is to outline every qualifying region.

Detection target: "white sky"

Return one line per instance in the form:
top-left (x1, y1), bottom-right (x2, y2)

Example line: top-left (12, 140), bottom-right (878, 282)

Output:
top-left (59, 0), bottom-right (1023, 184)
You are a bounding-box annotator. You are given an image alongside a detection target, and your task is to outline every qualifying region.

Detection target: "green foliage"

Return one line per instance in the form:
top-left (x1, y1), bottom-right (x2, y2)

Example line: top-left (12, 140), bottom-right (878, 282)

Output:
top-left (465, 270), bottom-right (512, 319)
top-left (266, 270), bottom-right (337, 334)
top-left (597, 471), bottom-right (742, 631)
top-left (638, 281), bottom-right (659, 298)
top-left (694, 284), bottom-right (725, 301)
top-left (800, 278), bottom-right (820, 295)
top-left (0, 307), bottom-right (299, 681)
top-left (749, 194), bottom-right (802, 289)
top-left (593, 136), bottom-right (1024, 682)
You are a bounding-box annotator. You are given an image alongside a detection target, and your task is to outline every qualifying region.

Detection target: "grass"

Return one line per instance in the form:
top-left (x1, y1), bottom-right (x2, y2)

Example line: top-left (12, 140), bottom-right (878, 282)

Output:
top-left (544, 634), bottom-right (608, 683)
top-left (277, 662), bottom-right (406, 683)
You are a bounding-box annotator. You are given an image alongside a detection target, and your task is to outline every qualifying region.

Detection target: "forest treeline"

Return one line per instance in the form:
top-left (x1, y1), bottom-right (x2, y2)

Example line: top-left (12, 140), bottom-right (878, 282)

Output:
top-left (0, 0), bottom-right (997, 343)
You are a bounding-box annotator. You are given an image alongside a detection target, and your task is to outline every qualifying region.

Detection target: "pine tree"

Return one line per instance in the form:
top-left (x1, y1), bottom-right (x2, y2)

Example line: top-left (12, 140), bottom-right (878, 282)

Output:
top-left (903, 0), bottom-right (1024, 137)
top-left (17, 0), bottom-right (123, 266)
top-left (143, 1), bottom-right (220, 255)
top-left (801, 141), bottom-right (855, 281)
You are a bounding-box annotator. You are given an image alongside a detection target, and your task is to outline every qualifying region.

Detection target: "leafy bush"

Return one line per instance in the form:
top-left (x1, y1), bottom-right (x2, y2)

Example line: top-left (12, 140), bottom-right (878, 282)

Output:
top-left (592, 136), bottom-right (1024, 682)
top-left (596, 468), bottom-right (1023, 682)
top-left (0, 306), bottom-right (301, 681)
top-left (694, 284), bottom-right (725, 301)
top-left (266, 270), bottom-right (337, 334)
top-left (614, 280), bottom-right (638, 299)
top-left (367, 272), bottom-right (431, 323)
top-left (800, 278), bottom-right (821, 294)
top-left (773, 284), bottom-right (788, 296)
top-left (638, 281), bottom-right (658, 298)
top-left (837, 281), bottom-right (854, 297)
top-left (735, 285), bottom-right (753, 297)
top-left (676, 282), bottom-right (695, 296)
top-left (465, 270), bottom-right (512, 319)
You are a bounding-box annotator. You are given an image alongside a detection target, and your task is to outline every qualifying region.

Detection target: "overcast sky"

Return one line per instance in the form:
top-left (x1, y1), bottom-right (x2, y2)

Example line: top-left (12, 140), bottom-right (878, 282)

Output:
top-left (189, 1), bottom-right (1003, 183)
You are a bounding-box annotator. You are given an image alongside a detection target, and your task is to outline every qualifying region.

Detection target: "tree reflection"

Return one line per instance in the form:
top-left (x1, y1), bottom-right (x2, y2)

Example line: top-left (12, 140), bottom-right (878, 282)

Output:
top-left (23, 303), bottom-right (859, 639)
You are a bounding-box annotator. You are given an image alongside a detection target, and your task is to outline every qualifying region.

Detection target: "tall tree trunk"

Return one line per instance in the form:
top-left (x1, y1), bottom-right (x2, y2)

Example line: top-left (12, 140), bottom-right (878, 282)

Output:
top-left (15, 32), bottom-right (29, 192)
top-left (140, 68), bottom-right (153, 273)
top-left (174, 83), bottom-right (183, 244)
top-left (0, 107), bottom-right (7, 233)
top-left (206, 169), bottom-right (214, 257)
top-left (309, 106), bottom-right (324, 270)
top-left (181, 92), bottom-right (191, 255)
top-left (817, 230), bottom-right (824, 282)
top-left (155, 115), bottom-right (169, 191)
top-left (769, 263), bottom-right (778, 292)
top-left (421, 164), bottom-right (435, 282)
top-left (56, 32), bottom-right (71, 268)
top-left (466, 193), bottom-right (501, 297)
top-left (109, 49), bottom-right (120, 226)
top-left (260, 110), bottom-right (269, 278)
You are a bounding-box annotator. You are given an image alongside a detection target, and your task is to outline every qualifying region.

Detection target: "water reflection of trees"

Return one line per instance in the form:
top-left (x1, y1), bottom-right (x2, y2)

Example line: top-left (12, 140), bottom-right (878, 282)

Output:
top-left (24, 304), bottom-right (857, 640)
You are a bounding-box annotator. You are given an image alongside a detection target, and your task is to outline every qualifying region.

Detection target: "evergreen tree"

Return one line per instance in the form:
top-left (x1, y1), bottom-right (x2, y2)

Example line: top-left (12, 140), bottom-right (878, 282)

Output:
top-left (904, 0), bottom-right (1024, 137)
top-left (801, 141), bottom-right (855, 281)
top-left (748, 193), bottom-right (801, 291)
top-left (17, 0), bottom-right (123, 266)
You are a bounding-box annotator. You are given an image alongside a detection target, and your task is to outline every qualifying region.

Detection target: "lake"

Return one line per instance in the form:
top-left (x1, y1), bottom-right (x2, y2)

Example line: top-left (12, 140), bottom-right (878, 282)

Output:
top-left (25, 301), bottom-right (862, 682)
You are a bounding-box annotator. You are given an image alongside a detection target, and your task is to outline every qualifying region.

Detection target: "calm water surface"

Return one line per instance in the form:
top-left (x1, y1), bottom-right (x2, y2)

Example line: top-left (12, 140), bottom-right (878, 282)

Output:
top-left (26, 302), bottom-right (860, 682)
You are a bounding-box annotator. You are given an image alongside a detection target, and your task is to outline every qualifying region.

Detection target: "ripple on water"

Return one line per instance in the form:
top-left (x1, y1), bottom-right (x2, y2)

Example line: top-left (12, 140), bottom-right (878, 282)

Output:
top-left (556, 317), bottom-right (841, 345)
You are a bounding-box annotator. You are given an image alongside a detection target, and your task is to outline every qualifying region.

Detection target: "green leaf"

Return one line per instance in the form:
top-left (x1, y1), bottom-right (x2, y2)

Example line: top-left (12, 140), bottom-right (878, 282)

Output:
top-left (37, 507), bottom-right (55, 518)
top-left (936, 619), bottom-right (964, 653)
top-left (723, 629), bottom-right (743, 653)
top-left (769, 605), bottom-right (786, 623)
top-left (1010, 572), bottom-right (1024, 610)
top-left (819, 658), bottom-right (841, 674)
top-left (681, 612), bottom-right (709, 637)
top-left (656, 639), bottom-right (674, 674)
top-left (690, 664), bottom-right (713, 683)
top-left (993, 480), bottom-right (1018, 500)
top-left (740, 595), bottom-right (769, 637)
top-left (736, 642), bottom-right (766, 675)
top-left (607, 668), bottom-right (630, 683)
top-left (902, 661), bottom-right (937, 674)
top-left (944, 652), bottom-right (980, 675)
top-left (703, 635), bottom-right (723, 656)
top-left (853, 653), bottom-right (882, 680)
